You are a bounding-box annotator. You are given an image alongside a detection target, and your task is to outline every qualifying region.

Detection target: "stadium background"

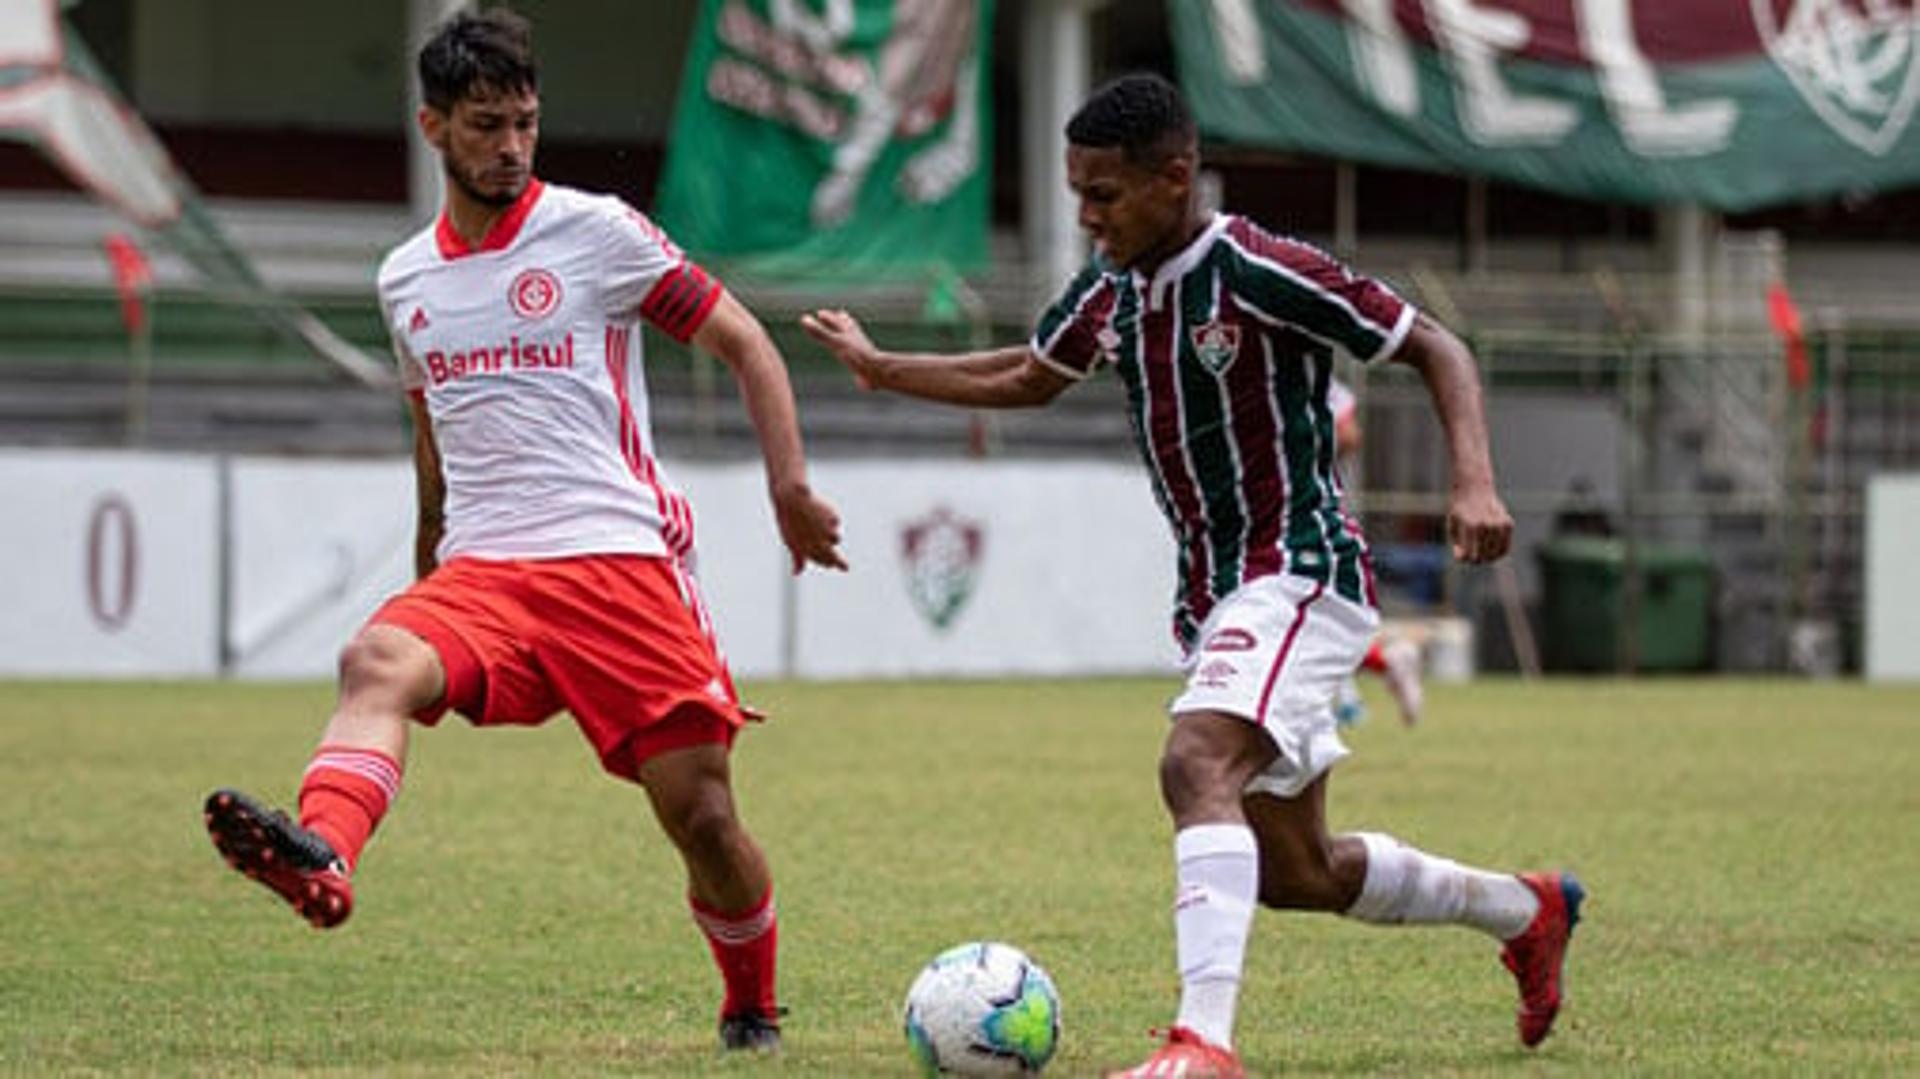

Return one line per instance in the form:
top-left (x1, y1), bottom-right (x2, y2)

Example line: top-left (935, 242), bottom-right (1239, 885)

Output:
top-left (3, 4), bottom-right (1919, 1075)
top-left (3, 0), bottom-right (1919, 680)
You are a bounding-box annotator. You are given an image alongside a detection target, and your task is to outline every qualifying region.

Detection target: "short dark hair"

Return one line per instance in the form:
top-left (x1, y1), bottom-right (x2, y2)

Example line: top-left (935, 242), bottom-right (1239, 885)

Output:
top-left (1066, 72), bottom-right (1196, 164)
top-left (418, 7), bottom-right (538, 112)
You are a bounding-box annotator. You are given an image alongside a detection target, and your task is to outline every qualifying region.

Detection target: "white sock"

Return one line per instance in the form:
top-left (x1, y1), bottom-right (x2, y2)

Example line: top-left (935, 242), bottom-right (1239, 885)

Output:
top-left (1344, 832), bottom-right (1540, 940)
top-left (1172, 823), bottom-right (1259, 1049)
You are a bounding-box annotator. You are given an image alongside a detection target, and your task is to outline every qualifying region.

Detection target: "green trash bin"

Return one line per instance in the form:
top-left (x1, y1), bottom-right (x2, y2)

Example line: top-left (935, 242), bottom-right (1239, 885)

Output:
top-left (1536, 537), bottom-right (1715, 672)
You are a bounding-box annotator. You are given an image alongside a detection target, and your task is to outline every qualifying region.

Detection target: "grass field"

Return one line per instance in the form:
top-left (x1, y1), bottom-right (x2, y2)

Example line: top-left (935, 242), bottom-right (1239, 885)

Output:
top-left (2, 677), bottom-right (1916, 1075)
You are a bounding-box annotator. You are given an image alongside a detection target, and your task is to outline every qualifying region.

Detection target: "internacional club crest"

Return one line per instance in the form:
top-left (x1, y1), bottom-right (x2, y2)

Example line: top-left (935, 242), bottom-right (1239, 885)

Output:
top-left (900, 505), bottom-right (984, 631)
top-left (1190, 319), bottom-right (1242, 375)
top-left (1756, 0), bottom-right (1920, 156)
top-left (508, 267), bottom-right (562, 320)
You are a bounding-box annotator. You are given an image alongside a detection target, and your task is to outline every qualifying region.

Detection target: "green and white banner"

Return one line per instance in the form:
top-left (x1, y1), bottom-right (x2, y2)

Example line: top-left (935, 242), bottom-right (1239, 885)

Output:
top-left (1171, 0), bottom-right (1920, 210)
top-left (656, 0), bottom-right (994, 276)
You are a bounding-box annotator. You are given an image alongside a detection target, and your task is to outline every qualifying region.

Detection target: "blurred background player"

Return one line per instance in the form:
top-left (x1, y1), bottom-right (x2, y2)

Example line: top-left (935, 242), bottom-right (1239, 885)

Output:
top-left (1327, 376), bottom-right (1424, 727)
top-left (803, 73), bottom-right (1582, 1077)
top-left (200, 7), bottom-right (844, 1052)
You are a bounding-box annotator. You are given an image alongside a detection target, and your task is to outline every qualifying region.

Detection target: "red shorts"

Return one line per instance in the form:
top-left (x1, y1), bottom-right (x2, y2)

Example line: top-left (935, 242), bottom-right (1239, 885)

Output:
top-left (368, 553), bottom-right (743, 782)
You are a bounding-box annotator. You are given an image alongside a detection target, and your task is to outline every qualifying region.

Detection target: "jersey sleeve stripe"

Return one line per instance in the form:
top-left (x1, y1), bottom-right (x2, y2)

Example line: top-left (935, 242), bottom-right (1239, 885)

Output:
top-left (1368, 303), bottom-right (1417, 363)
top-left (1030, 347), bottom-right (1092, 381)
top-left (1031, 275), bottom-right (1117, 377)
top-left (647, 271), bottom-right (700, 328)
top-left (641, 261), bottom-right (721, 342)
top-left (1223, 237), bottom-right (1395, 353)
top-left (1220, 222), bottom-right (1410, 361)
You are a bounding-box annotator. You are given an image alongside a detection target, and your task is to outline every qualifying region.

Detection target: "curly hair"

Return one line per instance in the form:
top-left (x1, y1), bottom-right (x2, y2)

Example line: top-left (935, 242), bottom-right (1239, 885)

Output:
top-left (1065, 72), bottom-right (1196, 164)
top-left (418, 7), bottom-right (539, 112)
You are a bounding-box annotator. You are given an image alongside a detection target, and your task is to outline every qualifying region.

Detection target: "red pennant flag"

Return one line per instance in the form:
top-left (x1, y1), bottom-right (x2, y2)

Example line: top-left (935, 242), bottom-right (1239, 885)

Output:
top-left (102, 232), bottom-right (152, 336)
top-left (1766, 279), bottom-right (1811, 391)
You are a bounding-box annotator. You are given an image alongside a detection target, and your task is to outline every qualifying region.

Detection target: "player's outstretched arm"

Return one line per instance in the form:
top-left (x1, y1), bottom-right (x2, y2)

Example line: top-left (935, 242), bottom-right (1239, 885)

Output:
top-left (692, 291), bottom-right (847, 574)
top-left (800, 308), bottom-right (1072, 408)
top-left (1389, 312), bottom-right (1513, 564)
top-left (405, 393), bottom-right (446, 579)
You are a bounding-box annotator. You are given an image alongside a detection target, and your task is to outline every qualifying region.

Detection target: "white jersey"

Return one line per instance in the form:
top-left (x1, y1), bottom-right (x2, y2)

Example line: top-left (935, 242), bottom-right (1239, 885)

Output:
top-left (1328, 377), bottom-right (1356, 425)
top-left (376, 181), bottom-right (720, 563)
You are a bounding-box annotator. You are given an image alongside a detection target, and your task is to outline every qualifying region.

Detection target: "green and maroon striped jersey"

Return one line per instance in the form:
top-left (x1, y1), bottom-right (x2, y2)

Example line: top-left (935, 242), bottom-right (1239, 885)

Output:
top-left (1030, 213), bottom-right (1414, 648)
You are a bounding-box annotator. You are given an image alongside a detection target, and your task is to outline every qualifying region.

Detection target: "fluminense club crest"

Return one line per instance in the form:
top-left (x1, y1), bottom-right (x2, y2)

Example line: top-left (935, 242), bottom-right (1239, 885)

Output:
top-left (900, 505), bottom-right (985, 631)
top-left (1190, 319), bottom-right (1242, 375)
top-left (1756, 0), bottom-right (1920, 156)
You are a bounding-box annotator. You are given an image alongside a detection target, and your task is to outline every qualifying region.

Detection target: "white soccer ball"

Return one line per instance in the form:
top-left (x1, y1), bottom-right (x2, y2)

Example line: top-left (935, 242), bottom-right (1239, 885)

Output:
top-left (903, 941), bottom-right (1061, 1076)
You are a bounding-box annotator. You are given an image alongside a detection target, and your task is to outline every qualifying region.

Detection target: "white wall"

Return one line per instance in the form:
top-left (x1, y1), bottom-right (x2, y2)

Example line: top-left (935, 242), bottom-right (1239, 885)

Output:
top-left (0, 450), bottom-right (1181, 682)
top-left (0, 449), bottom-right (220, 676)
top-left (1865, 473), bottom-right (1920, 681)
top-left (227, 457), bottom-right (416, 678)
top-left (788, 460), bottom-right (1178, 678)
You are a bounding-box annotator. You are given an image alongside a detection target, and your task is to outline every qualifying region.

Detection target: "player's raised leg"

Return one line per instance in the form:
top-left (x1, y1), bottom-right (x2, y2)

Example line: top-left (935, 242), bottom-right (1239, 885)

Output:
top-left (1244, 788), bottom-right (1585, 1047)
top-left (637, 728), bottom-right (783, 1052)
top-left (205, 624), bottom-right (439, 928)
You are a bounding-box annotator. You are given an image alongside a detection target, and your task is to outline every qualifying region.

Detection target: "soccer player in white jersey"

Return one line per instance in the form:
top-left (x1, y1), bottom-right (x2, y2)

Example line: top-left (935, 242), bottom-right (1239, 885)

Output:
top-left (1326, 377), bottom-right (1425, 728)
top-left (803, 74), bottom-right (1583, 1076)
top-left (201, 8), bottom-right (843, 1052)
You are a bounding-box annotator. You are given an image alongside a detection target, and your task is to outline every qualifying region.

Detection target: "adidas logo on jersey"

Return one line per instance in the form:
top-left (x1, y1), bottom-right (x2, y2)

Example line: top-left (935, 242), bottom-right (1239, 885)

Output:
top-left (408, 307), bottom-right (430, 334)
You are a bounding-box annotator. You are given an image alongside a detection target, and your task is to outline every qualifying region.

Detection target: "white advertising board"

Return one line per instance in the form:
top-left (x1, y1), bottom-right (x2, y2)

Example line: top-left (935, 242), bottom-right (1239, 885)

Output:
top-left (670, 462), bottom-right (790, 679)
top-left (1865, 473), bottom-right (1920, 681)
top-left (0, 452), bottom-right (1184, 683)
top-left (0, 449), bottom-right (219, 675)
top-left (227, 457), bottom-right (415, 679)
top-left (787, 459), bottom-right (1180, 679)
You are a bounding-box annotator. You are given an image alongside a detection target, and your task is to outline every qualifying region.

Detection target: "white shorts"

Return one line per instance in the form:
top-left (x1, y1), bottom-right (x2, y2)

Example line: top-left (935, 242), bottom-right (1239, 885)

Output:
top-left (1169, 572), bottom-right (1379, 799)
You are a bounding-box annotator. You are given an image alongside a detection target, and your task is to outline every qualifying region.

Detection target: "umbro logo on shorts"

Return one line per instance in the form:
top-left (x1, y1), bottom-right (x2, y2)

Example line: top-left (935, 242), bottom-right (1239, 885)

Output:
top-left (1196, 659), bottom-right (1237, 688)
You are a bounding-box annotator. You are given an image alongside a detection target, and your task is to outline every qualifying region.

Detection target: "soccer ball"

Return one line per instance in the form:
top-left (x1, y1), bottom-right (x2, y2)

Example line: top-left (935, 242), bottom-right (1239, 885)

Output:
top-left (902, 941), bottom-right (1061, 1076)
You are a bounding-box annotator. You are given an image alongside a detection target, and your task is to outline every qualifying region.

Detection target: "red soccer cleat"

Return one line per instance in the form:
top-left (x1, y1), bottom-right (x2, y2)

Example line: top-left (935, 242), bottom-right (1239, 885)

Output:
top-left (204, 788), bottom-right (354, 929)
top-left (1107, 1026), bottom-right (1245, 1078)
top-left (1500, 871), bottom-right (1586, 1047)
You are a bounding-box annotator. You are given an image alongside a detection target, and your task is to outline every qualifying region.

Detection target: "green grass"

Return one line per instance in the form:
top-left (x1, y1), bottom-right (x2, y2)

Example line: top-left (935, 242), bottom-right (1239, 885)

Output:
top-left (2, 678), bottom-right (1916, 1075)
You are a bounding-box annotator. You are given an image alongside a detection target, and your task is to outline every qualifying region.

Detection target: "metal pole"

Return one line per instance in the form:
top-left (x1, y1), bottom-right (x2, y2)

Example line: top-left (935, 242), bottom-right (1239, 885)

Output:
top-left (216, 454), bottom-right (235, 676)
top-left (407, 0), bottom-right (464, 226)
top-left (1463, 175), bottom-right (1487, 275)
top-left (1820, 310), bottom-right (1846, 619)
top-left (1021, 0), bottom-right (1091, 297)
top-left (1621, 342), bottom-right (1644, 675)
top-left (1334, 160), bottom-right (1357, 259)
top-left (124, 291), bottom-right (153, 445)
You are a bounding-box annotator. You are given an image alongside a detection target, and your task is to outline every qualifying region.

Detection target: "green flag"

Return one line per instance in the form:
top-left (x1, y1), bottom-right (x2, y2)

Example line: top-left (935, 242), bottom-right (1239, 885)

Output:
top-left (656, 0), bottom-right (993, 277)
top-left (1171, 1), bottom-right (1920, 212)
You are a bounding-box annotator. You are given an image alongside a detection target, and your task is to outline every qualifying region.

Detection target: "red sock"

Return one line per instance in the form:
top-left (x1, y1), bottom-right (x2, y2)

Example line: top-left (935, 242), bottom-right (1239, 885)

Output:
top-left (1360, 639), bottom-right (1388, 673)
top-left (690, 887), bottom-right (778, 1018)
top-left (297, 745), bottom-right (402, 872)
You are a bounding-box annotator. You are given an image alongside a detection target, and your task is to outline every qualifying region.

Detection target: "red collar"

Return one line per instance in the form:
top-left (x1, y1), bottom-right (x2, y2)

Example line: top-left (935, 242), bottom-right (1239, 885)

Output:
top-left (435, 179), bottom-right (545, 260)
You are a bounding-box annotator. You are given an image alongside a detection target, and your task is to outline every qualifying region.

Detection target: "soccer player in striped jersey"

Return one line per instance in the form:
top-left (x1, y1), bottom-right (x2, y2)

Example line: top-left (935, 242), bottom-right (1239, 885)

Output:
top-left (803, 73), bottom-right (1583, 1075)
top-left (201, 8), bottom-right (844, 1052)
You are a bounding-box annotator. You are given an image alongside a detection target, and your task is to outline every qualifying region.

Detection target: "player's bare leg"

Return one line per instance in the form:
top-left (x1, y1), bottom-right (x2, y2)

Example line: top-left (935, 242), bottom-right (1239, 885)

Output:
top-left (639, 735), bottom-right (783, 1051)
top-left (1244, 777), bottom-right (1584, 1047)
top-left (205, 625), bottom-right (439, 928)
top-left (1379, 637), bottom-right (1425, 726)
